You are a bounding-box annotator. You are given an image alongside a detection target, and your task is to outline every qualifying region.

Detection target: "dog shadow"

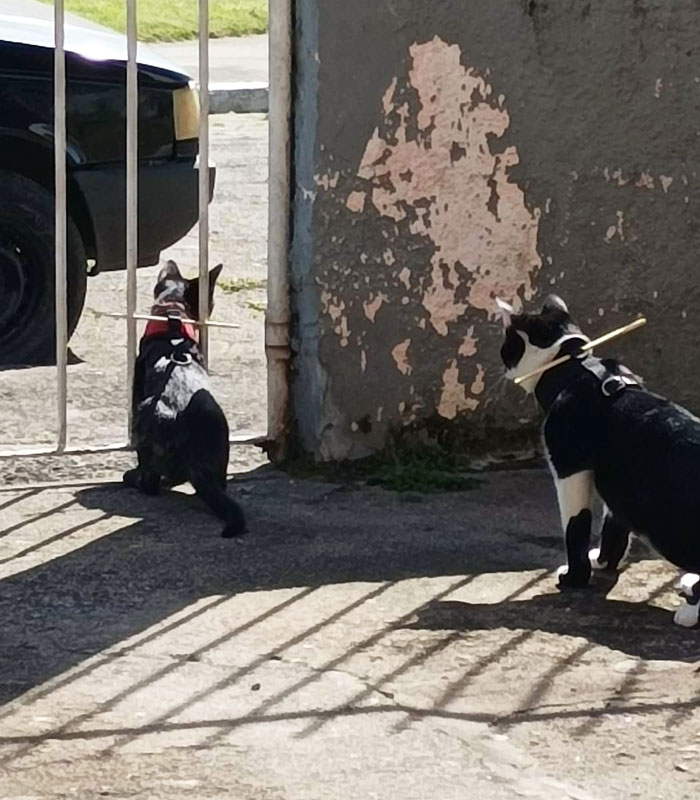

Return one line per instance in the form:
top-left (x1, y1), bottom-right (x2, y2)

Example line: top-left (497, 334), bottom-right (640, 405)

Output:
top-left (408, 587), bottom-right (699, 662)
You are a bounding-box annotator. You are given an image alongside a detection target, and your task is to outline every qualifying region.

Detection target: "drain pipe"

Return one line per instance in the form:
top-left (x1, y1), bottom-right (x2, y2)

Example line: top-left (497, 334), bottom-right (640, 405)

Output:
top-left (266, 0), bottom-right (293, 460)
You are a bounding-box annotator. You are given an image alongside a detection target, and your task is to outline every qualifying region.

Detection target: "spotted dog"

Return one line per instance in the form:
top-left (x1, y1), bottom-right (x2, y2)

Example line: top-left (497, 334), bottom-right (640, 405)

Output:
top-left (123, 260), bottom-right (246, 538)
top-left (499, 294), bottom-right (700, 627)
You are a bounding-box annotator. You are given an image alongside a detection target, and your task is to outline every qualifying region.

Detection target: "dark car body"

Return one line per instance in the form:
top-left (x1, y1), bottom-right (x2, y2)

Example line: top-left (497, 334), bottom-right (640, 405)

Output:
top-left (0, 12), bottom-right (213, 273)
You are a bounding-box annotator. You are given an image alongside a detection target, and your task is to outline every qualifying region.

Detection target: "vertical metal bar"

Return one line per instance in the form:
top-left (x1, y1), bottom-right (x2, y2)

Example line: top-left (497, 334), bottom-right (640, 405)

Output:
top-left (198, 0), bottom-right (210, 365)
top-left (265, 0), bottom-right (292, 458)
top-left (54, 0), bottom-right (68, 452)
top-left (126, 0), bottom-right (138, 442)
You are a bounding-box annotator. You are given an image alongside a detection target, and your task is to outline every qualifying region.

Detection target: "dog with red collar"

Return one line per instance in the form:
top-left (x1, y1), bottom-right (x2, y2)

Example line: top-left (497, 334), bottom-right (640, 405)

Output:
top-left (123, 259), bottom-right (246, 538)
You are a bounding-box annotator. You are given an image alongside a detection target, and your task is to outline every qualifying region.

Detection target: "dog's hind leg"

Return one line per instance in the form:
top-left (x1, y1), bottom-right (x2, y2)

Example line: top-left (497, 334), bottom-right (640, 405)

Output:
top-left (589, 508), bottom-right (631, 572)
top-left (123, 447), bottom-right (161, 496)
top-left (190, 469), bottom-right (246, 538)
top-left (674, 573), bottom-right (700, 628)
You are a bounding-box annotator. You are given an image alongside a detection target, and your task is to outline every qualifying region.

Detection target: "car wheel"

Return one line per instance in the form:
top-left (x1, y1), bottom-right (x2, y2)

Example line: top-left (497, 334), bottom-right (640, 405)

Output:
top-left (0, 170), bottom-right (87, 366)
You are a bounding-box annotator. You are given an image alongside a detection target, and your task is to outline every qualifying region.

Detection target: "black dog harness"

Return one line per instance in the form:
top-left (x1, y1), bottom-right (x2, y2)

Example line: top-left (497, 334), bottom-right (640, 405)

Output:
top-left (576, 353), bottom-right (640, 398)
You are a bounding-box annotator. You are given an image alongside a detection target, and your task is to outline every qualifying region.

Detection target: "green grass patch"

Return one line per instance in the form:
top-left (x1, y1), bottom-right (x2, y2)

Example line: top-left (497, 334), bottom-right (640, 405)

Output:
top-left (219, 277), bottom-right (266, 294)
top-left (43, 0), bottom-right (267, 42)
top-left (285, 438), bottom-right (483, 495)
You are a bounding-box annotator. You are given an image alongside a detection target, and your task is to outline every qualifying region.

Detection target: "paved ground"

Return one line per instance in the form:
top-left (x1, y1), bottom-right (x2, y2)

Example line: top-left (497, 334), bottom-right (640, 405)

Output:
top-left (152, 35), bottom-right (268, 85)
top-left (0, 112), bottom-right (268, 457)
top-left (0, 461), bottom-right (699, 799)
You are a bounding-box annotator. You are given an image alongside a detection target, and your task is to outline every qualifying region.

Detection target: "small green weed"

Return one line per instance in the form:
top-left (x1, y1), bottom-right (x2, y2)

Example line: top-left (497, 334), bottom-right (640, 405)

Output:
top-left (285, 438), bottom-right (482, 495)
top-left (219, 277), bottom-right (266, 294)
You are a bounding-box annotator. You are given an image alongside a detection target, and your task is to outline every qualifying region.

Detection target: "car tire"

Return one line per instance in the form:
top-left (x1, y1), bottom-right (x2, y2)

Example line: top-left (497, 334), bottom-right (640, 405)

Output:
top-left (0, 170), bottom-right (87, 366)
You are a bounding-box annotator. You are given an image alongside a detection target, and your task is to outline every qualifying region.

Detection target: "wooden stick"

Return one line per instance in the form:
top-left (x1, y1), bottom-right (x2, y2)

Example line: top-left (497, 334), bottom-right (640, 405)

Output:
top-left (89, 309), bottom-right (241, 330)
top-left (513, 316), bottom-right (647, 386)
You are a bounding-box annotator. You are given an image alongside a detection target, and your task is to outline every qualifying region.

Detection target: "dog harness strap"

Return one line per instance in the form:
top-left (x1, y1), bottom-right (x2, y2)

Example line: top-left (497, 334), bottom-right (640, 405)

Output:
top-left (577, 355), bottom-right (637, 398)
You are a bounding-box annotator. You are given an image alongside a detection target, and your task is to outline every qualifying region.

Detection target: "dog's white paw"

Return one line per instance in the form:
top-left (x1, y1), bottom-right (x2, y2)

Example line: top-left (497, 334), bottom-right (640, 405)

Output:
top-left (588, 548), bottom-right (608, 570)
top-left (677, 573), bottom-right (700, 598)
top-left (556, 564), bottom-right (569, 579)
top-left (674, 602), bottom-right (700, 628)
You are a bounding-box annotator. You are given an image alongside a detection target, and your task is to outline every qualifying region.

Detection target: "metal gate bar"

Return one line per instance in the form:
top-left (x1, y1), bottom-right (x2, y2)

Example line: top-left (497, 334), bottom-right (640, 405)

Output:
top-left (0, 0), bottom-right (267, 463)
top-left (125, 0), bottom-right (138, 443)
top-left (54, 0), bottom-right (68, 452)
top-left (198, 0), bottom-right (211, 366)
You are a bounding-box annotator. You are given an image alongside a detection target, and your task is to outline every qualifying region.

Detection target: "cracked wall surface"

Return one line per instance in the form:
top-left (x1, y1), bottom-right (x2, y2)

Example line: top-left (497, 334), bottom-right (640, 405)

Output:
top-left (291, 0), bottom-right (700, 461)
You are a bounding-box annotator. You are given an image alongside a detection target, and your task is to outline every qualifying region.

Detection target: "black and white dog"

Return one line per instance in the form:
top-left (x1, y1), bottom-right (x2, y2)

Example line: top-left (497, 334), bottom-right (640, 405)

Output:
top-left (499, 294), bottom-right (700, 627)
top-left (124, 260), bottom-right (246, 538)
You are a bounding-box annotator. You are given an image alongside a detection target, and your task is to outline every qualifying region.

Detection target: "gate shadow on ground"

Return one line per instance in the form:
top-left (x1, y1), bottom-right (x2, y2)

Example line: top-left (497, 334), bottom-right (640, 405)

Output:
top-left (0, 465), bottom-right (698, 716)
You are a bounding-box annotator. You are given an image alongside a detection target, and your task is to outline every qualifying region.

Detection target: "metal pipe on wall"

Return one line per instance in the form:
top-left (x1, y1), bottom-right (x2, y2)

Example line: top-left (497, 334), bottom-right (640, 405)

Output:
top-left (54, 0), bottom-right (68, 452)
top-left (266, 0), bottom-right (293, 459)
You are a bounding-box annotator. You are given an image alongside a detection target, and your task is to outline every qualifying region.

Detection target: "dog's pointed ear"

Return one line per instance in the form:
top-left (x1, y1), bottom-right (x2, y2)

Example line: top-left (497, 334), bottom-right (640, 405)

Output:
top-left (495, 297), bottom-right (513, 329)
top-left (541, 294), bottom-right (569, 316)
top-left (209, 263), bottom-right (223, 284)
top-left (157, 259), bottom-right (182, 284)
top-left (184, 264), bottom-right (224, 319)
top-left (205, 264), bottom-right (224, 308)
top-left (185, 264), bottom-right (223, 293)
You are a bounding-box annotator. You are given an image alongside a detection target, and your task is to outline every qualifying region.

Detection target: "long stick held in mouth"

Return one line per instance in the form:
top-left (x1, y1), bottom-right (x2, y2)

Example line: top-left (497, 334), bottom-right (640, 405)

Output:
top-left (514, 316), bottom-right (647, 386)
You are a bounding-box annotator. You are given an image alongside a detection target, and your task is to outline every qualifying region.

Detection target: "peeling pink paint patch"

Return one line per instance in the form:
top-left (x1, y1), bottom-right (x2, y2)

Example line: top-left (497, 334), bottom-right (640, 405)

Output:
top-left (605, 210), bottom-right (625, 243)
top-left (321, 289), bottom-right (352, 346)
top-left (398, 267), bottom-right (411, 289)
top-left (471, 364), bottom-right (485, 396)
top-left (346, 191), bottom-right (367, 213)
top-left (635, 172), bottom-right (655, 190)
top-left (315, 171), bottom-right (340, 191)
top-left (602, 167), bottom-right (630, 187)
top-left (392, 339), bottom-right (412, 376)
top-left (335, 315), bottom-right (350, 344)
top-left (438, 360), bottom-right (479, 419)
top-left (382, 77), bottom-right (398, 114)
top-left (601, 167), bottom-right (679, 194)
top-left (363, 292), bottom-right (387, 323)
top-left (458, 327), bottom-right (477, 357)
top-left (356, 37), bottom-right (541, 335)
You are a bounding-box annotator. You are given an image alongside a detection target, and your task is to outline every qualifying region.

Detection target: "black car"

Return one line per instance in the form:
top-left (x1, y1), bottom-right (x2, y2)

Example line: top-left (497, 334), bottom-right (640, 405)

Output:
top-left (0, 13), bottom-right (213, 364)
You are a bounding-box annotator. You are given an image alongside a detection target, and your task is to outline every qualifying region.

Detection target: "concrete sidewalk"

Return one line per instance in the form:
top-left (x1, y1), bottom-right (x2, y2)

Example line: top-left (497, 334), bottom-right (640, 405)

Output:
top-left (151, 35), bottom-right (268, 85)
top-left (151, 35), bottom-right (269, 114)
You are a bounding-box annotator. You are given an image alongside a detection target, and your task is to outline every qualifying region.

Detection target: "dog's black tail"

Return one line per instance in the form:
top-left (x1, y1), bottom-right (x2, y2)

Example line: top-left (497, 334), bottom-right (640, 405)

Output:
top-left (181, 389), bottom-right (246, 537)
top-left (191, 471), bottom-right (247, 538)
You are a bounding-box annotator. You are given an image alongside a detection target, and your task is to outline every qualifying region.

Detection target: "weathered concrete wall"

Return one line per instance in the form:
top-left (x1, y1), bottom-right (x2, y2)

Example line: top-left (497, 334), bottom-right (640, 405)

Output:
top-left (290, 0), bottom-right (700, 461)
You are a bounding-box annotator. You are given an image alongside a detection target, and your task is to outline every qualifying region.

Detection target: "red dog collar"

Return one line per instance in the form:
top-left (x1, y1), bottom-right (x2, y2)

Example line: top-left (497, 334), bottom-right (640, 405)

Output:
top-left (143, 318), bottom-right (198, 342)
top-left (143, 303), bottom-right (199, 343)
